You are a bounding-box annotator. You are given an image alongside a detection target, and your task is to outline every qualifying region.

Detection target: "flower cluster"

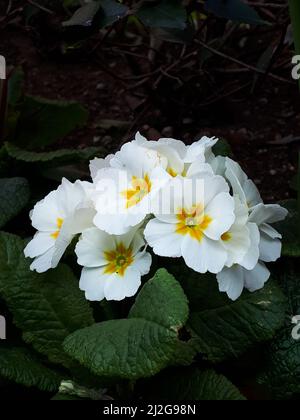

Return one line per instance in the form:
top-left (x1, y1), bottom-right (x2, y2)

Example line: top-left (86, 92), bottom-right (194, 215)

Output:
top-left (24, 133), bottom-right (288, 301)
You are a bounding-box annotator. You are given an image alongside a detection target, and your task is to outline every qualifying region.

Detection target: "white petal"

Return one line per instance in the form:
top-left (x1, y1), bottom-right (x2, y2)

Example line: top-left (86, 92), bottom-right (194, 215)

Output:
top-left (223, 224), bottom-right (251, 267)
top-left (181, 235), bottom-right (227, 274)
top-left (132, 252), bottom-right (152, 275)
top-left (260, 223), bottom-right (282, 239)
top-left (76, 228), bottom-right (115, 267)
top-left (130, 231), bottom-right (146, 255)
top-left (249, 203), bottom-right (288, 225)
top-left (217, 265), bottom-right (244, 301)
top-left (69, 207), bottom-right (96, 235)
top-left (56, 178), bottom-right (86, 216)
top-left (233, 195), bottom-right (249, 226)
top-left (240, 222), bottom-right (260, 270)
top-left (204, 192), bottom-right (235, 240)
top-left (51, 224), bottom-right (74, 269)
top-left (259, 233), bottom-right (282, 262)
top-left (89, 155), bottom-right (114, 180)
top-left (31, 190), bottom-right (61, 232)
top-left (24, 232), bottom-right (55, 258)
top-left (93, 212), bottom-right (145, 235)
top-left (210, 155), bottom-right (226, 177)
top-left (186, 162), bottom-right (214, 178)
top-left (202, 174), bottom-right (230, 206)
top-left (244, 262), bottom-right (270, 292)
top-left (104, 267), bottom-right (141, 301)
top-left (30, 247), bottom-right (55, 273)
top-left (244, 179), bottom-right (262, 207)
top-left (156, 137), bottom-right (187, 158)
top-left (225, 158), bottom-right (248, 205)
top-left (79, 267), bottom-right (107, 301)
top-left (144, 219), bottom-right (182, 257)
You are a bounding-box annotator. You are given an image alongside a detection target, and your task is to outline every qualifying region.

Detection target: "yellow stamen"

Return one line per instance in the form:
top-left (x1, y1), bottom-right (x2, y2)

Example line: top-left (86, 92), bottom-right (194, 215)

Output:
top-left (51, 217), bottom-right (64, 240)
top-left (176, 205), bottom-right (212, 242)
top-left (104, 242), bottom-right (134, 277)
top-left (121, 174), bottom-right (152, 208)
top-left (167, 167), bottom-right (178, 177)
top-left (221, 232), bottom-right (232, 242)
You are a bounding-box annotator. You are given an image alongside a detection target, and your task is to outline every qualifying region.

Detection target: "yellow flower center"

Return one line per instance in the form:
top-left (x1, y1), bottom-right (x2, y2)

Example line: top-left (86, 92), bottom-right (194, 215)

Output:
top-left (103, 243), bottom-right (134, 277)
top-left (51, 218), bottom-right (64, 240)
top-left (121, 174), bottom-right (152, 209)
top-left (167, 167), bottom-right (178, 177)
top-left (176, 205), bottom-right (212, 242)
top-left (221, 232), bottom-right (232, 242)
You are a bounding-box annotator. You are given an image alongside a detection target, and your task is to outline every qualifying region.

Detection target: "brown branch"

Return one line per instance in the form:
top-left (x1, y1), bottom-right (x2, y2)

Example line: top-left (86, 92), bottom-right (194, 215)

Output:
top-left (194, 39), bottom-right (294, 85)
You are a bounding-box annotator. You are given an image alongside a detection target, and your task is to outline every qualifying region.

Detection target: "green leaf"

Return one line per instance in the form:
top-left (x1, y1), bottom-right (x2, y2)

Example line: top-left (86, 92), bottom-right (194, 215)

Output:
top-left (0, 347), bottom-right (62, 392)
top-left (212, 138), bottom-right (233, 157)
top-left (0, 232), bottom-right (94, 367)
top-left (274, 200), bottom-right (300, 257)
top-left (205, 0), bottom-right (266, 25)
top-left (136, 0), bottom-right (187, 30)
top-left (13, 95), bottom-right (88, 148)
top-left (63, 0), bottom-right (128, 29)
top-left (63, 1), bottom-right (101, 27)
top-left (257, 263), bottom-right (300, 399)
top-left (169, 265), bottom-right (286, 363)
top-left (5, 142), bottom-right (105, 163)
top-left (147, 367), bottom-right (246, 400)
top-left (98, 0), bottom-right (129, 28)
top-left (0, 178), bottom-right (30, 229)
top-left (129, 268), bottom-right (189, 330)
top-left (63, 269), bottom-right (195, 379)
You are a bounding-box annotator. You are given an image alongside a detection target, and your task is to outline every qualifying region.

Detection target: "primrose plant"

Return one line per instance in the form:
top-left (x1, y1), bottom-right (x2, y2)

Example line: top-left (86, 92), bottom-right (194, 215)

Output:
top-left (24, 133), bottom-right (287, 302)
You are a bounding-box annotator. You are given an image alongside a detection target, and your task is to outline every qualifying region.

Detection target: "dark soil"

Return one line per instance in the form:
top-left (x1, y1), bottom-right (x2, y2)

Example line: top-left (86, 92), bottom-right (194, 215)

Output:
top-left (1, 10), bottom-right (300, 204)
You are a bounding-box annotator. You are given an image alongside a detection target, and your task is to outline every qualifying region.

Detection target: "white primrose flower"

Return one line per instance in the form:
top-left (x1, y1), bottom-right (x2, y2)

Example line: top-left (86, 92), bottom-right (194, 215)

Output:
top-left (76, 227), bottom-right (151, 301)
top-left (249, 203), bottom-right (288, 263)
top-left (217, 199), bottom-right (288, 301)
top-left (217, 261), bottom-right (270, 301)
top-left (144, 173), bottom-right (235, 274)
top-left (92, 141), bottom-right (171, 235)
top-left (24, 178), bottom-right (95, 273)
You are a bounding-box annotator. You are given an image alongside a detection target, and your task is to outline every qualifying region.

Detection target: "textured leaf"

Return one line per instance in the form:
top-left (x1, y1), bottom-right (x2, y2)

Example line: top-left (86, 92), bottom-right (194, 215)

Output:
top-left (147, 367), bottom-right (245, 400)
top-left (5, 142), bottom-right (105, 163)
top-left (0, 178), bottom-right (30, 228)
top-left (129, 268), bottom-right (189, 330)
top-left (169, 265), bottom-right (286, 363)
top-left (13, 95), bottom-right (88, 148)
top-left (205, 0), bottom-right (265, 25)
top-left (274, 200), bottom-right (300, 257)
top-left (0, 347), bottom-right (62, 392)
top-left (136, 0), bottom-right (187, 30)
top-left (63, 269), bottom-right (195, 379)
top-left (258, 264), bottom-right (300, 399)
top-left (0, 232), bottom-right (94, 367)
